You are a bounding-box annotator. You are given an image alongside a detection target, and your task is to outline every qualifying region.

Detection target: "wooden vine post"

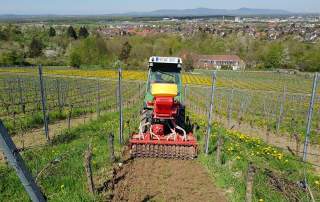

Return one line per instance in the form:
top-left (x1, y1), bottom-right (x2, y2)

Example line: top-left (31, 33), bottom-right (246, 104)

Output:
top-left (108, 133), bottom-right (115, 163)
top-left (67, 104), bottom-right (73, 130)
top-left (84, 144), bottom-right (95, 194)
top-left (216, 128), bottom-right (224, 165)
top-left (245, 162), bottom-right (256, 202)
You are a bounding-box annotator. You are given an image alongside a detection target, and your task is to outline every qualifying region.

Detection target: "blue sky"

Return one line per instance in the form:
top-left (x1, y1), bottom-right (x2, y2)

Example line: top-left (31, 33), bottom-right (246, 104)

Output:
top-left (0, 0), bottom-right (319, 15)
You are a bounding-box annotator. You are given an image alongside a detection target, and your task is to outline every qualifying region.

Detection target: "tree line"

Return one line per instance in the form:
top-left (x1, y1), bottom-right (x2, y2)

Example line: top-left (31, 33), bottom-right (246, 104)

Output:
top-left (0, 24), bottom-right (320, 72)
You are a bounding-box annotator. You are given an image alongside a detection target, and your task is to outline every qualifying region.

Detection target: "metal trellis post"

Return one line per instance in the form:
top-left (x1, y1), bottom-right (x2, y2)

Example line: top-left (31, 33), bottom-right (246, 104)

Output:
top-left (205, 71), bottom-right (217, 155)
top-left (228, 88), bottom-right (234, 128)
top-left (0, 121), bottom-right (46, 202)
top-left (276, 86), bottom-right (286, 134)
top-left (118, 67), bottom-right (123, 145)
top-left (96, 81), bottom-right (101, 118)
top-left (38, 65), bottom-right (50, 142)
top-left (302, 73), bottom-right (318, 184)
top-left (18, 78), bottom-right (25, 114)
top-left (56, 79), bottom-right (62, 113)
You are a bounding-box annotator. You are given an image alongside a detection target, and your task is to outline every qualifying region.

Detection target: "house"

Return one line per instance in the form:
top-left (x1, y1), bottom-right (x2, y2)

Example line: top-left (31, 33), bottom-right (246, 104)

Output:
top-left (194, 54), bottom-right (245, 70)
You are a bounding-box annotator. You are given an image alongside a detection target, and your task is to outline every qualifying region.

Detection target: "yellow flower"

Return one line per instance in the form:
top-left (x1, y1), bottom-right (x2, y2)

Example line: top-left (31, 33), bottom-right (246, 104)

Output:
top-left (315, 180), bottom-right (320, 185)
top-left (236, 156), bottom-right (241, 160)
top-left (259, 199), bottom-right (264, 202)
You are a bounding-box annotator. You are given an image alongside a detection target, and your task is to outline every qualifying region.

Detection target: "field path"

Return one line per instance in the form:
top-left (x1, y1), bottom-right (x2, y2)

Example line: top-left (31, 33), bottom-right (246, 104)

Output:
top-left (111, 158), bottom-right (227, 202)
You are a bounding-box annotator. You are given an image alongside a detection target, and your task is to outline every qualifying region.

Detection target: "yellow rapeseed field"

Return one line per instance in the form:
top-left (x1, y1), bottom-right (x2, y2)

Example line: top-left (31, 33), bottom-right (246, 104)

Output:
top-left (0, 68), bottom-right (215, 86)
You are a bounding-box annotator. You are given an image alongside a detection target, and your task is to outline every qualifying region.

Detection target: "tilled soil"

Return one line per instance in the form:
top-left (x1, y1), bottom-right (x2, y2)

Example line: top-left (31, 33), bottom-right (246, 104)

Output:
top-left (110, 158), bottom-right (227, 202)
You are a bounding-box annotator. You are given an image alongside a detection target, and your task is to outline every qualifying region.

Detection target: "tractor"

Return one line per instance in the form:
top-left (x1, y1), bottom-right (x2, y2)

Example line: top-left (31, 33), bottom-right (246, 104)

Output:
top-left (129, 56), bottom-right (197, 159)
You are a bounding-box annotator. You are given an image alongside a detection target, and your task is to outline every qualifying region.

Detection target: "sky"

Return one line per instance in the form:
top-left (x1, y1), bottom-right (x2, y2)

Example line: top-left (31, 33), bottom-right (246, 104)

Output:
top-left (0, 0), bottom-right (319, 15)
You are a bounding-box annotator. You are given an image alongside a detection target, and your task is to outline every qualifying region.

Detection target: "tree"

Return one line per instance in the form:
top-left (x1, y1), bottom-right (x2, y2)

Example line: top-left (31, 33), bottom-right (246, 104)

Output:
top-left (0, 50), bottom-right (26, 65)
top-left (169, 47), bottom-right (173, 56)
top-left (69, 50), bottom-right (81, 68)
top-left (0, 29), bottom-right (8, 41)
top-left (29, 38), bottom-right (43, 58)
top-left (301, 50), bottom-right (320, 72)
top-left (48, 27), bottom-right (56, 37)
top-left (184, 53), bottom-right (194, 72)
top-left (263, 44), bottom-right (282, 69)
top-left (68, 36), bottom-right (109, 67)
top-left (119, 41), bottom-right (132, 63)
top-left (79, 27), bottom-right (89, 38)
top-left (280, 47), bottom-right (292, 69)
top-left (67, 26), bottom-right (77, 39)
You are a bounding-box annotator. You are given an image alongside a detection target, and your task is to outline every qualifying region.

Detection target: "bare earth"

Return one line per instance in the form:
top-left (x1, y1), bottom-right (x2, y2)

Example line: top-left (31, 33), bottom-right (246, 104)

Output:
top-left (111, 158), bottom-right (227, 202)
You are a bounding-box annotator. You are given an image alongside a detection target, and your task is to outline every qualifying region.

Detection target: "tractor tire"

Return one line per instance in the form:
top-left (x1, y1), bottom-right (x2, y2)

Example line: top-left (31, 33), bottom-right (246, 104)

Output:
top-left (140, 108), bottom-right (152, 133)
top-left (177, 106), bottom-right (186, 129)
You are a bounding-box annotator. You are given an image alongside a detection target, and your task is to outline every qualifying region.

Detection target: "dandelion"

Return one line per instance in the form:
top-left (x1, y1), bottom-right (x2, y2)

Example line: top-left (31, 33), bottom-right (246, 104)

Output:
top-left (258, 199), bottom-right (264, 202)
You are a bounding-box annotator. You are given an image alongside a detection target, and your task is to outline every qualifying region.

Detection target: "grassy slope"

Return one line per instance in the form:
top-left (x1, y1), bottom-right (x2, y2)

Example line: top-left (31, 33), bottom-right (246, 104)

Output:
top-left (0, 106), bottom-right (140, 202)
top-left (190, 113), bottom-right (320, 202)
top-left (1, 107), bottom-right (319, 202)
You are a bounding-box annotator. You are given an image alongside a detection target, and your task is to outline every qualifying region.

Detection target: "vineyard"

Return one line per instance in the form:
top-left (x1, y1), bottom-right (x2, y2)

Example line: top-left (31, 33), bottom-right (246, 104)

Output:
top-left (1, 67), bottom-right (318, 93)
top-left (0, 67), bottom-right (320, 202)
top-left (0, 71), bottom-right (143, 136)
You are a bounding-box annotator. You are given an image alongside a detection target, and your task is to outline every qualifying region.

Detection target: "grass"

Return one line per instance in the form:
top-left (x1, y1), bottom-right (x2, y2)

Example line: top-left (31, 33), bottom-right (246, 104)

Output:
top-left (1, 106), bottom-right (319, 201)
top-left (191, 112), bottom-right (320, 202)
top-left (0, 105), bottom-right (140, 202)
top-left (1, 95), bottom-right (319, 201)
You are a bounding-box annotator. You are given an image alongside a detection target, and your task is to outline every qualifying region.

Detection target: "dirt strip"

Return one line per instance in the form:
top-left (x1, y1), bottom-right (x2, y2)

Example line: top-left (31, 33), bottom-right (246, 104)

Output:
top-left (108, 158), bottom-right (227, 202)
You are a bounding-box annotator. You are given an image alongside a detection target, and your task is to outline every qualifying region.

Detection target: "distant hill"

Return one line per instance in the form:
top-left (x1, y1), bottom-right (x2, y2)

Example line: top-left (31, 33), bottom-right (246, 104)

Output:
top-left (0, 7), bottom-right (299, 20)
top-left (120, 7), bottom-right (292, 17)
